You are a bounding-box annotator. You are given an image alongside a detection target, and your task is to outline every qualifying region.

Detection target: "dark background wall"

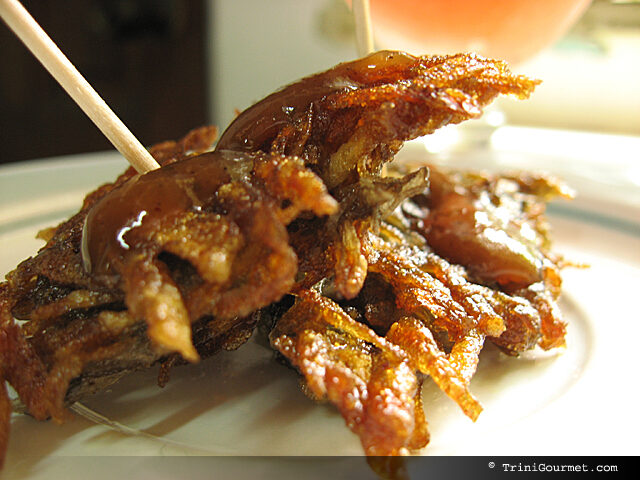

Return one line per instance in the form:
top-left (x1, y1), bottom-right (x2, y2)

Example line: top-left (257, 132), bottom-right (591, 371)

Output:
top-left (0, 0), bottom-right (209, 164)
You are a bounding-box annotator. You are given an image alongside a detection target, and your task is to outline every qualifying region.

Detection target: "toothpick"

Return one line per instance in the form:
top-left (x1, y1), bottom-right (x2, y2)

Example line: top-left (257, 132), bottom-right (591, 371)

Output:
top-left (0, 0), bottom-right (160, 174)
top-left (353, 0), bottom-right (374, 56)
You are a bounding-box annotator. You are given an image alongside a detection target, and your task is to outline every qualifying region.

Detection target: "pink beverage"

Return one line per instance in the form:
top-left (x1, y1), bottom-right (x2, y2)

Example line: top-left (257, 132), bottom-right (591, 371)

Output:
top-left (368, 0), bottom-right (591, 64)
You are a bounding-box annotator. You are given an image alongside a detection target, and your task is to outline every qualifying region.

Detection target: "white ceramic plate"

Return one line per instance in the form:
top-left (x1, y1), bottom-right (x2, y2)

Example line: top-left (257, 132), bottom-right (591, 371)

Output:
top-left (1, 133), bottom-right (639, 478)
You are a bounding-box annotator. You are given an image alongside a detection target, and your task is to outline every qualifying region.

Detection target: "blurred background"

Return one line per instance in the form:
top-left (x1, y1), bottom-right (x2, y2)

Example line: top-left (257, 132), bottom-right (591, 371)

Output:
top-left (0, 0), bottom-right (639, 164)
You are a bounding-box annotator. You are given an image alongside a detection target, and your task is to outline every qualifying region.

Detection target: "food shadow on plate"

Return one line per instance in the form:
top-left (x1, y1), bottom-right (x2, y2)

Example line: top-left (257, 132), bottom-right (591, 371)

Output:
top-left (4, 412), bottom-right (98, 478)
top-left (78, 331), bottom-right (363, 455)
top-left (78, 337), bottom-right (286, 438)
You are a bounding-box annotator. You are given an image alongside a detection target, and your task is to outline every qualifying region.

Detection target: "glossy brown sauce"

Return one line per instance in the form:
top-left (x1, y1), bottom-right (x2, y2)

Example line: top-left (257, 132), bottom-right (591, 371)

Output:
top-left (423, 190), bottom-right (543, 292)
top-left (216, 50), bottom-right (417, 152)
top-left (82, 151), bottom-right (252, 276)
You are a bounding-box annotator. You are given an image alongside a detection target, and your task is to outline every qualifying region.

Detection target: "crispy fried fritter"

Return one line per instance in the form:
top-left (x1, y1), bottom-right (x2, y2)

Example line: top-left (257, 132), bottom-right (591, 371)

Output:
top-left (0, 51), bottom-right (570, 465)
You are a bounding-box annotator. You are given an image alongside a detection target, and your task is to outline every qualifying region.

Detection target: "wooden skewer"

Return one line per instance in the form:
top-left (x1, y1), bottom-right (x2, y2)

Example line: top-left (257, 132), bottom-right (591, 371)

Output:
top-left (353, 0), bottom-right (374, 56)
top-left (0, 0), bottom-right (160, 174)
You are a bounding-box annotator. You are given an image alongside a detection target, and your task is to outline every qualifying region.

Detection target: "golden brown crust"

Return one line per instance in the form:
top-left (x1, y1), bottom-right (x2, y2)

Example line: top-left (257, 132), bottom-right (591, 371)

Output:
top-left (270, 290), bottom-right (426, 456)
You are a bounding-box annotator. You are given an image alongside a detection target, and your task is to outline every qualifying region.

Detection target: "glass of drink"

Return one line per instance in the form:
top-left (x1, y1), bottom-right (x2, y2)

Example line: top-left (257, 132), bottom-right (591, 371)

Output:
top-left (368, 0), bottom-right (592, 65)
top-left (366, 0), bottom-right (592, 151)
